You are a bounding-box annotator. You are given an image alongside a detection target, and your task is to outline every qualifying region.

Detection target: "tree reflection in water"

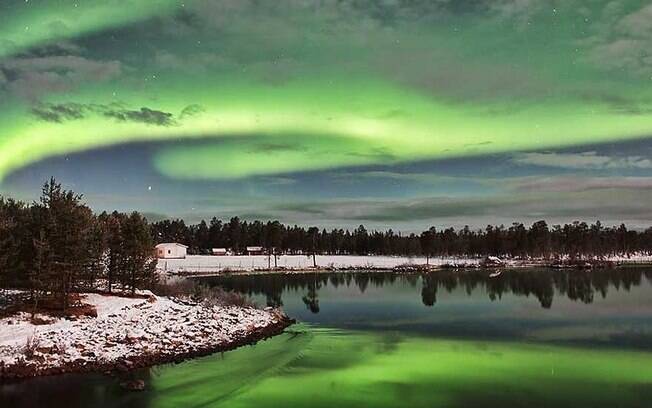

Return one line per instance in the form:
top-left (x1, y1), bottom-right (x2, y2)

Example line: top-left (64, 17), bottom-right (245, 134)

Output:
top-left (201, 268), bottom-right (652, 313)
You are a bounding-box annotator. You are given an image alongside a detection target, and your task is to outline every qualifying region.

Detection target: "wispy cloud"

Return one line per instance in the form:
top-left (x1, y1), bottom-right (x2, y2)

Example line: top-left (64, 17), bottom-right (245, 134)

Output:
top-left (266, 187), bottom-right (652, 228)
top-left (31, 102), bottom-right (183, 127)
top-left (103, 107), bottom-right (176, 127)
top-left (0, 55), bottom-right (121, 100)
top-left (585, 3), bottom-right (652, 77)
top-left (511, 176), bottom-right (652, 192)
top-left (513, 151), bottom-right (652, 170)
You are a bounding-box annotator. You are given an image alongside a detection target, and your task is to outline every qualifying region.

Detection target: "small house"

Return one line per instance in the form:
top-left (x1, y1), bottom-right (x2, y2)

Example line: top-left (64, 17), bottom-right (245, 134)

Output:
top-left (212, 248), bottom-right (229, 256)
top-left (156, 243), bottom-right (188, 259)
top-left (246, 246), bottom-right (265, 255)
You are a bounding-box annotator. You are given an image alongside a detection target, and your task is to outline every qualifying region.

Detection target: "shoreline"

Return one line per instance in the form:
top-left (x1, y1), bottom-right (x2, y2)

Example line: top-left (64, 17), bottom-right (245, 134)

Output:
top-left (0, 318), bottom-right (293, 381)
top-left (0, 293), bottom-right (294, 381)
top-left (166, 258), bottom-right (652, 278)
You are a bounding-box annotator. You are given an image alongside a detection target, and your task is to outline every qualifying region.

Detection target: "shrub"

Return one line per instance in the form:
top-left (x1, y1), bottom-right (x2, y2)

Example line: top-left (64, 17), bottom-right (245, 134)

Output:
top-left (152, 279), bottom-right (256, 308)
top-left (23, 334), bottom-right (41, 359)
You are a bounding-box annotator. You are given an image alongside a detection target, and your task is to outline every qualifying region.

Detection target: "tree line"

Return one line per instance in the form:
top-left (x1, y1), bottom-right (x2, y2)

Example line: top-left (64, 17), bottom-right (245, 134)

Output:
top-left (3, 178), bottom-right (652, 312)
top-left (0, 179), bottom-right (157, 311)
top-left (152, 218), bottom-right (652, 260)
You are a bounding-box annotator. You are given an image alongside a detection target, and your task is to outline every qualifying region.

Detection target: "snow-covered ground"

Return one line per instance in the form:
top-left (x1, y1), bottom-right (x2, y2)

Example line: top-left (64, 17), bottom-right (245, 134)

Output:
top-left (599, 254), bottom-right (652, 263)
top-left (0, 293), bottom-right (289, 378)
top-left (158, 255), bottom-right (480, 274)
top-left (157, 253), bottom-right (652, 276)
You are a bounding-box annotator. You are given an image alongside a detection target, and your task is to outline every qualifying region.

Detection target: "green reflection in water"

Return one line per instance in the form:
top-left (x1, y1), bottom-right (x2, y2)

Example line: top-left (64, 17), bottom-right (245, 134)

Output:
top-left (149, 325), bottom-right (652, 408)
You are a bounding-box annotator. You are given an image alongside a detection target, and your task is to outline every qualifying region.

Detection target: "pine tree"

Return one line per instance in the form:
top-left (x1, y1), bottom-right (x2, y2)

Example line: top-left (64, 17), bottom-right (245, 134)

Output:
top-left (120, 212), bottom-right (157, 294)
top-left (0, 197), bottom-right (30, 288)
top-left (34, 178), bottom-right (98, 311)
top-left (267, 221), bottom-right (283, 268)
top-left (0, 198), bottom-right (13, 289)
top-left (101, 211), bottom-right (126, 293)
top-left (420, 227), bottom-right (437, 265)
top-left (82, 217), bottom-right (107, 290)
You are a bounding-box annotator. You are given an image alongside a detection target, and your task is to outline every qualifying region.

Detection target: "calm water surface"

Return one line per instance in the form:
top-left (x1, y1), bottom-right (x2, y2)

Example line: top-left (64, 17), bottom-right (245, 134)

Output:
top-left (3, 268), bottom-right (652, 407)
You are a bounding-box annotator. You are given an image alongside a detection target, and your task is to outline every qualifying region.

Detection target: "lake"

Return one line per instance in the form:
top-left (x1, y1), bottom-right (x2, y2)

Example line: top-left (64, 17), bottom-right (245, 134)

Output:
top-left (3, 267), bottom-right (652, 407)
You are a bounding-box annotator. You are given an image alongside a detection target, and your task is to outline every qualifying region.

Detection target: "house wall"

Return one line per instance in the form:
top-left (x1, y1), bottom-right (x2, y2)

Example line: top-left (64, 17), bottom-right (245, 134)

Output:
top-left (157, 245), bottom-right (187, 259)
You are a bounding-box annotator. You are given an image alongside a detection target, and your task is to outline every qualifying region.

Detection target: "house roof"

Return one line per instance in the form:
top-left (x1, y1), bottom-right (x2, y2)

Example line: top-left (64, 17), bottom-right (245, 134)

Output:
top-left (156, 243), bottom-right (188, 248)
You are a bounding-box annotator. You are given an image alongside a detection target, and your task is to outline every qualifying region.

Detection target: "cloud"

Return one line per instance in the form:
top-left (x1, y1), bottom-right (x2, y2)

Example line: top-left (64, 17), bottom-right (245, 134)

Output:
top-left (179, 104), bottom-right (205, 119)
top-left (31, 102), bottom-right (86, 123)
top-left (618, 3), bottom-right (652, 38)
top-left (489, 0), bottom-right (543, 22)
top-left (586, 3), bottom-right (652, 76)
top-left (15, 41), bottom-right (84, 58)
top-left (269, 187), bottom-right (652, 228)
top-left (102, 107), bottom-right (176, 127)
top-left (153, 50), bottom-right (237, 74)
top-left (0, 55), bottom-right (121, 99)
top-left (377, 50), bottom-right (547, 102)
top-left (579, 91), bottom-right (652, 115)
top-left (330, 170), bottom-right (472, 188)
top-left (149, 0), bottom-right (556, 102)
top-left (512, 176), bottom-right (652, 193)
top-left (513, 151), bottom-right (652, 170)
top-left (30, 102), bottom-right (177, 127)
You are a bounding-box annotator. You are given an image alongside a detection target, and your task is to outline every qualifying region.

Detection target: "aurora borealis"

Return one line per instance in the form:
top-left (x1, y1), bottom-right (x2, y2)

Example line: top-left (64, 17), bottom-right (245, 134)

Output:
top-left (147, 328), bottom-right (652, 408)
top-left (2, 0), bottom-right (652, 228)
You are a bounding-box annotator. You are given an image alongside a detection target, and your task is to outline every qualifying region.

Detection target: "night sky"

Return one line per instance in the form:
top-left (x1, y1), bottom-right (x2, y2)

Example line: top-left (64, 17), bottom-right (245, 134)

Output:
top-left (2, 0), bottom-right (652, 229)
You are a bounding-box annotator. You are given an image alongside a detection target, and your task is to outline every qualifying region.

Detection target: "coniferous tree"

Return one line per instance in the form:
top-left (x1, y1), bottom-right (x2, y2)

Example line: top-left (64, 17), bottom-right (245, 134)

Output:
top-left (0, 197), bottom-right (27, 288)
top-left (193, 220), bottom-right (210, 254)
top-left (100, 211), bottom-right (125, 293)
top-left (227, 217), bottom-right (243, 254)
top-left (420, 227), bottom-right (437, 265)
top-left (307, 227), bottom-right (319, 267)
top-left (208, 217), bottom-right (223, 248)
top-left (0, 180), bottom-right (159, 308)
top-left (83, 217), bottom-right (107, 290)
top-left (267, 221), bottom-right (283, 268)
top-left (35, 178), bottom-right (99, 310)
top-left (120, 212), bottom-right (157, 294)
top-left (0, 198), bottom-right (14, 290)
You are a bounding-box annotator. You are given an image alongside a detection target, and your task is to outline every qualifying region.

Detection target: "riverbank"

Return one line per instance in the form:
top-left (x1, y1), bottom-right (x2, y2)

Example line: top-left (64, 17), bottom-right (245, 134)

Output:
top-left (160, 254), bottom-right (652, 277)
top-left (0, 292), bottom-right (293, 380)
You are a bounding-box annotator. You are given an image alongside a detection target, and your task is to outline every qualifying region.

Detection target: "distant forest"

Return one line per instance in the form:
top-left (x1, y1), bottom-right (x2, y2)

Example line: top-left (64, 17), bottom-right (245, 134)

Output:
top-left (152, 217), bottom-right (652, 260)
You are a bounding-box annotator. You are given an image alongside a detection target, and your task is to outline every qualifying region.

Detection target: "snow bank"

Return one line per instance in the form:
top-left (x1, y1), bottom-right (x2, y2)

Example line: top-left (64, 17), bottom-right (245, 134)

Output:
top-left (156, 253), bottom-right (652, 276)
top-left (0, 293), bottom-right (291, 379)
top-left (158, 255), bottom-right (480, 274)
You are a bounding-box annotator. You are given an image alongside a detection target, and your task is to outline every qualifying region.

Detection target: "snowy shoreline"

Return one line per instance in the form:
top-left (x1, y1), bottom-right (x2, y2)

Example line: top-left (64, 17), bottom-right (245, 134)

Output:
top-left (159, 254), bottom-right (652, 277)
top-left (0, 293), bottom-right (293, 380)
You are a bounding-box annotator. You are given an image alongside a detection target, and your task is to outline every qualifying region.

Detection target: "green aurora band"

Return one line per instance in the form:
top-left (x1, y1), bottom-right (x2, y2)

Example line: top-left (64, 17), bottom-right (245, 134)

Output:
top-left (148, 326), bottom-right (652, 408)
top-left (0, 0), bottom-right (181, 59)
top-left (1, 1), bottom-right (652, 181)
